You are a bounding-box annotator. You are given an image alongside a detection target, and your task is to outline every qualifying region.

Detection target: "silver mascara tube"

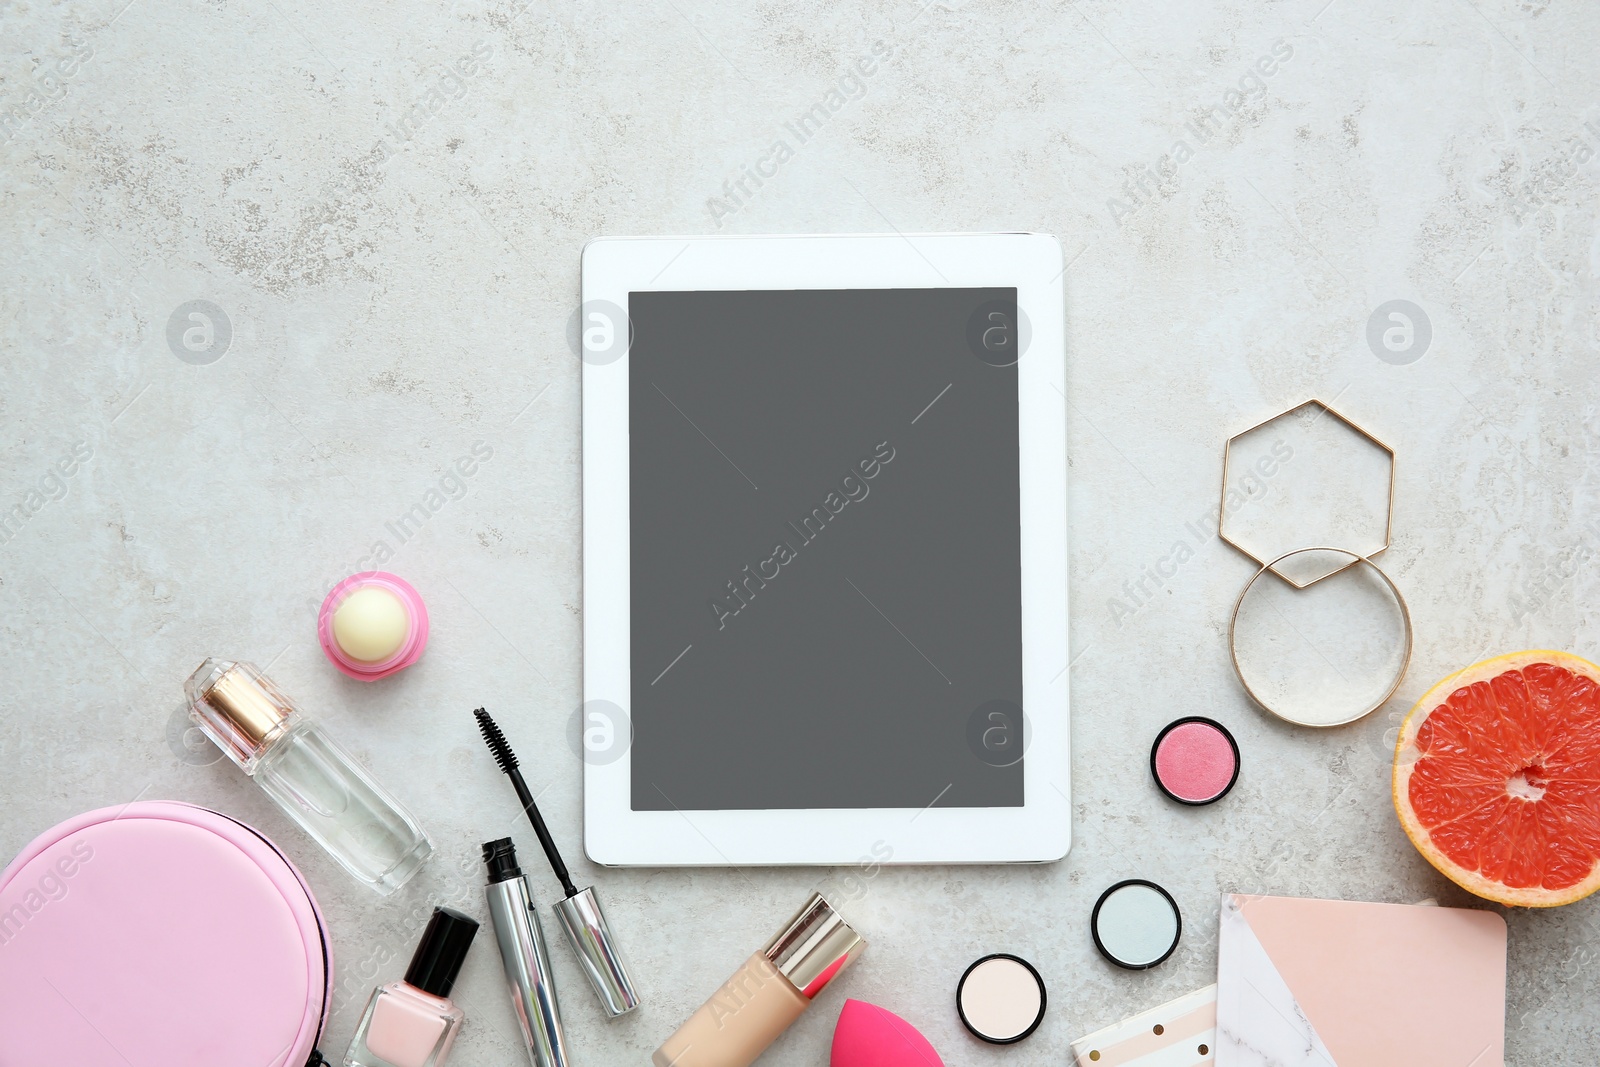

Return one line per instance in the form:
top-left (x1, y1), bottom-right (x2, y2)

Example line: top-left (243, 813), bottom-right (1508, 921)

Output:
top-left (483, 838), bottom-right (572, 1067)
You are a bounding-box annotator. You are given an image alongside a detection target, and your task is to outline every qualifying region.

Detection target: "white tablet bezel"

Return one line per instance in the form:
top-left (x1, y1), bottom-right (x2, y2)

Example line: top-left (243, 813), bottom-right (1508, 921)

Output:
top-left (581, 233), bottom-right (1069, 866)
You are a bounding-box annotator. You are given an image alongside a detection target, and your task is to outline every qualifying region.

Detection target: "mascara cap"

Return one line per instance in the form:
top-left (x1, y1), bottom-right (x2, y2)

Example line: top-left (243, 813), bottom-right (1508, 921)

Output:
top-left (553, 887), bottom-right (642, 1016)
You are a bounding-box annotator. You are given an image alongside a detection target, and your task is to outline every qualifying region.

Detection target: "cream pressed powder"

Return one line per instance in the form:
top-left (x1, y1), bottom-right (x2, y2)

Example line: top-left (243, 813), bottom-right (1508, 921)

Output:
top-left (956, 953), bottom-right (1046, 1044)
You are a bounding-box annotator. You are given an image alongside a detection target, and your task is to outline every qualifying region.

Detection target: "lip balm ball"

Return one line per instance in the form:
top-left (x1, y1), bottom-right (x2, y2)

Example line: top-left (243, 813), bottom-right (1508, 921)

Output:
top-left (332, 586), bottom-right (411, 663)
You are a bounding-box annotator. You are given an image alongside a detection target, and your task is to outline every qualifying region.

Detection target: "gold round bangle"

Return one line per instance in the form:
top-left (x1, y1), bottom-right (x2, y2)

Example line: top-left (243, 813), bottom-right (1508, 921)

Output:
top-left (1228, 546), bottom-right (1413, 728)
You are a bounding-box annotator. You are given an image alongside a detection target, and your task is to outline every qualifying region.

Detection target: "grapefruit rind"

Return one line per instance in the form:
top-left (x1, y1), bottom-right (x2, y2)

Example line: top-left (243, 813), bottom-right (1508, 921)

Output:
top-left (1393, 649), bottom-right (1600, 908)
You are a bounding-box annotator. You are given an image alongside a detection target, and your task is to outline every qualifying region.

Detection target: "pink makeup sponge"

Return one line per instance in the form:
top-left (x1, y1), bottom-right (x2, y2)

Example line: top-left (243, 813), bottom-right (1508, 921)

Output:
top-left (831, 999), bottom-right (945, 1067)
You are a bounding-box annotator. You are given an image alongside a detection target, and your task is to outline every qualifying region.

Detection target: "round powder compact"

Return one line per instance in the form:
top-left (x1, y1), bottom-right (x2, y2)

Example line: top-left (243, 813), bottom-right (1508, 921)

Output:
top-left (1150, 717), bottom-right (1240, 805)
top-left (956, 953), bottom-right (1046, 1044)
top-left (1091, 880), bottom-right (1181, 970)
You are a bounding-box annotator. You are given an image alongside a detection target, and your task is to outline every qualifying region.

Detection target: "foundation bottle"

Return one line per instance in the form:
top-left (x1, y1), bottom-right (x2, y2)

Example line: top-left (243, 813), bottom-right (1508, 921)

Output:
top-left (652, 893), bottom-right (865, 1067)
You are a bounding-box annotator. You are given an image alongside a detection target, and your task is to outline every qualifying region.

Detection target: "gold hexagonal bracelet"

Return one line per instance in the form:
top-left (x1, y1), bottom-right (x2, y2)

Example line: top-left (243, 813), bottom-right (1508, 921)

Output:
top-left (1219, 398), bottom-right (1396, 589)
top-left (1219, 398), bottom-right (1413, 727)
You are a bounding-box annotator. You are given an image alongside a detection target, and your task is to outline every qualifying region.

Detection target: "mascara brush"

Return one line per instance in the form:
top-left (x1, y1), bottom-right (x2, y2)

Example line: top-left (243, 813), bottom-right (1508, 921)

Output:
top-left (473, 707), bottom-right (642, 1016)
top-left (475, 707), bottom-right (578, 898)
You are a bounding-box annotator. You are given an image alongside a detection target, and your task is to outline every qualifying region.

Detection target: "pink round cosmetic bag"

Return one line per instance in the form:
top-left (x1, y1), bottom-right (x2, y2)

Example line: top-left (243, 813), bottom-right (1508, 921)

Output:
top-left (0, 800), bottom-right (331, 1067)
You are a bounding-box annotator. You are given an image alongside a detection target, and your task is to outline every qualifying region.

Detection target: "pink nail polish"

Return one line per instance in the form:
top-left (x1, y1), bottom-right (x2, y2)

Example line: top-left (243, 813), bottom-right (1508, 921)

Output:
top-left (346, 908), bottom-right (479, 1067)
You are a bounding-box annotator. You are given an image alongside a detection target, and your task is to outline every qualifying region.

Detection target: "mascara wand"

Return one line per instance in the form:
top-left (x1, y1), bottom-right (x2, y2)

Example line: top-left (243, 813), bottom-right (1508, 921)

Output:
top-left (473, 706), bottom-right (642, 1016)
top-left (474, 707), bottom-right (579, 899)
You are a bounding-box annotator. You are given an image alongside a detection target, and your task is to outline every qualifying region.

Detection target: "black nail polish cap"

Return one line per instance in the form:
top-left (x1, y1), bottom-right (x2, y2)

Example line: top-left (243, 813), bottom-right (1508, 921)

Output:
top-left (404, 906), bottom-right (480, 998)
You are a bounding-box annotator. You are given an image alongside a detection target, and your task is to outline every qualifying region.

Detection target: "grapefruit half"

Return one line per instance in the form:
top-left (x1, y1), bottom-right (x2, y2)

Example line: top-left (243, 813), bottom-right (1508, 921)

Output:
top-left (1394, 650), bottom-right (1600, 907)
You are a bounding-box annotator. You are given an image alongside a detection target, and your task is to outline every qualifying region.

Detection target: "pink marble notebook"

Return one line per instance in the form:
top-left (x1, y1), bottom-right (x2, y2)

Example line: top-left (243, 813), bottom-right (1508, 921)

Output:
top-left (1215, 894), bottom-right (1507, 1067)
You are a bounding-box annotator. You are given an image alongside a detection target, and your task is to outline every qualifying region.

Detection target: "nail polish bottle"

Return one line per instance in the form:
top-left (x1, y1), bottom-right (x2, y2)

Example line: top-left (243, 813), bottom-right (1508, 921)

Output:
top-left (185, 659), bottom-right (433, 894)
top-left (652, 893), bottom-right (866, 1067)
top-left (346, 907), bottom-right (480, 1067)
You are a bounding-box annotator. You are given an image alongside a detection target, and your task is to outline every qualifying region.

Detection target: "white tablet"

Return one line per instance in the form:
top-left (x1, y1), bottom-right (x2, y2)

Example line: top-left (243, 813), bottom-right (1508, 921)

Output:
top-left (580, 233), bottom-right (1069, 866)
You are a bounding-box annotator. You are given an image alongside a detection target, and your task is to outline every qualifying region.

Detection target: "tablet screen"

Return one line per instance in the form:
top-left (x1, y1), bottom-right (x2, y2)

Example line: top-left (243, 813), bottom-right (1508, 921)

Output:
top-left (629, 287), bottom-right (1023, 811)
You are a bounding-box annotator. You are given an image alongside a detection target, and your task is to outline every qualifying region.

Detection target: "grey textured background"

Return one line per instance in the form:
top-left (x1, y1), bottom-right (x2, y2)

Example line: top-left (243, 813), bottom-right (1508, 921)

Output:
top-left (3, 0), bottom-right (1599, 1064)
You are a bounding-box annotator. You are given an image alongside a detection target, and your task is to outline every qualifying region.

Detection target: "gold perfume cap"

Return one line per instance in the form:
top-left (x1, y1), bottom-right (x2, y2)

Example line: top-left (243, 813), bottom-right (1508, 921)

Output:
top-left (762, 893), bottom-right (865, 999)
top-left (185, 659), bottom-right (296, 770)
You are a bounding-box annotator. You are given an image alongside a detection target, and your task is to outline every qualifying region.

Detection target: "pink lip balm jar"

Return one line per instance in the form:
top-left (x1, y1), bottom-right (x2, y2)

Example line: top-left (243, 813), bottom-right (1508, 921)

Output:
top-left (318, 572), bottom-right (430, 681)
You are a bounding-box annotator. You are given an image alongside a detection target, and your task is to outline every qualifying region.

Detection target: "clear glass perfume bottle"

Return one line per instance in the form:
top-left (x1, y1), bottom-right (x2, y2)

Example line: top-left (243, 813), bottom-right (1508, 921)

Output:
top-left (185, 659), bottom-right (432, 894)
top-left (347, 907), bottom-right (478, 1067)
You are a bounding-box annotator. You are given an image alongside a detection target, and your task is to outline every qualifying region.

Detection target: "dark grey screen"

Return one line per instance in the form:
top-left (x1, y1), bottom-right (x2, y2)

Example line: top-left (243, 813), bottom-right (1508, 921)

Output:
top-left (628, 288), bottom-right (1022, 811)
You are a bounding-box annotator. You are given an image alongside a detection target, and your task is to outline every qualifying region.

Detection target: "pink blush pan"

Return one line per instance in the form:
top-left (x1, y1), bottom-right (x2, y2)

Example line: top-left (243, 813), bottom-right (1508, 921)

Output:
top-left (1151, 717), bottom-right (1240, 805)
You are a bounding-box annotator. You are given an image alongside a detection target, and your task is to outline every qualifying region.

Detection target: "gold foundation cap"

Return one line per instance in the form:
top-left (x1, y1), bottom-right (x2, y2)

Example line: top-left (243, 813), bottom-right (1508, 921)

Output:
top-left (762, 892), bottom-right (866, 1000)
